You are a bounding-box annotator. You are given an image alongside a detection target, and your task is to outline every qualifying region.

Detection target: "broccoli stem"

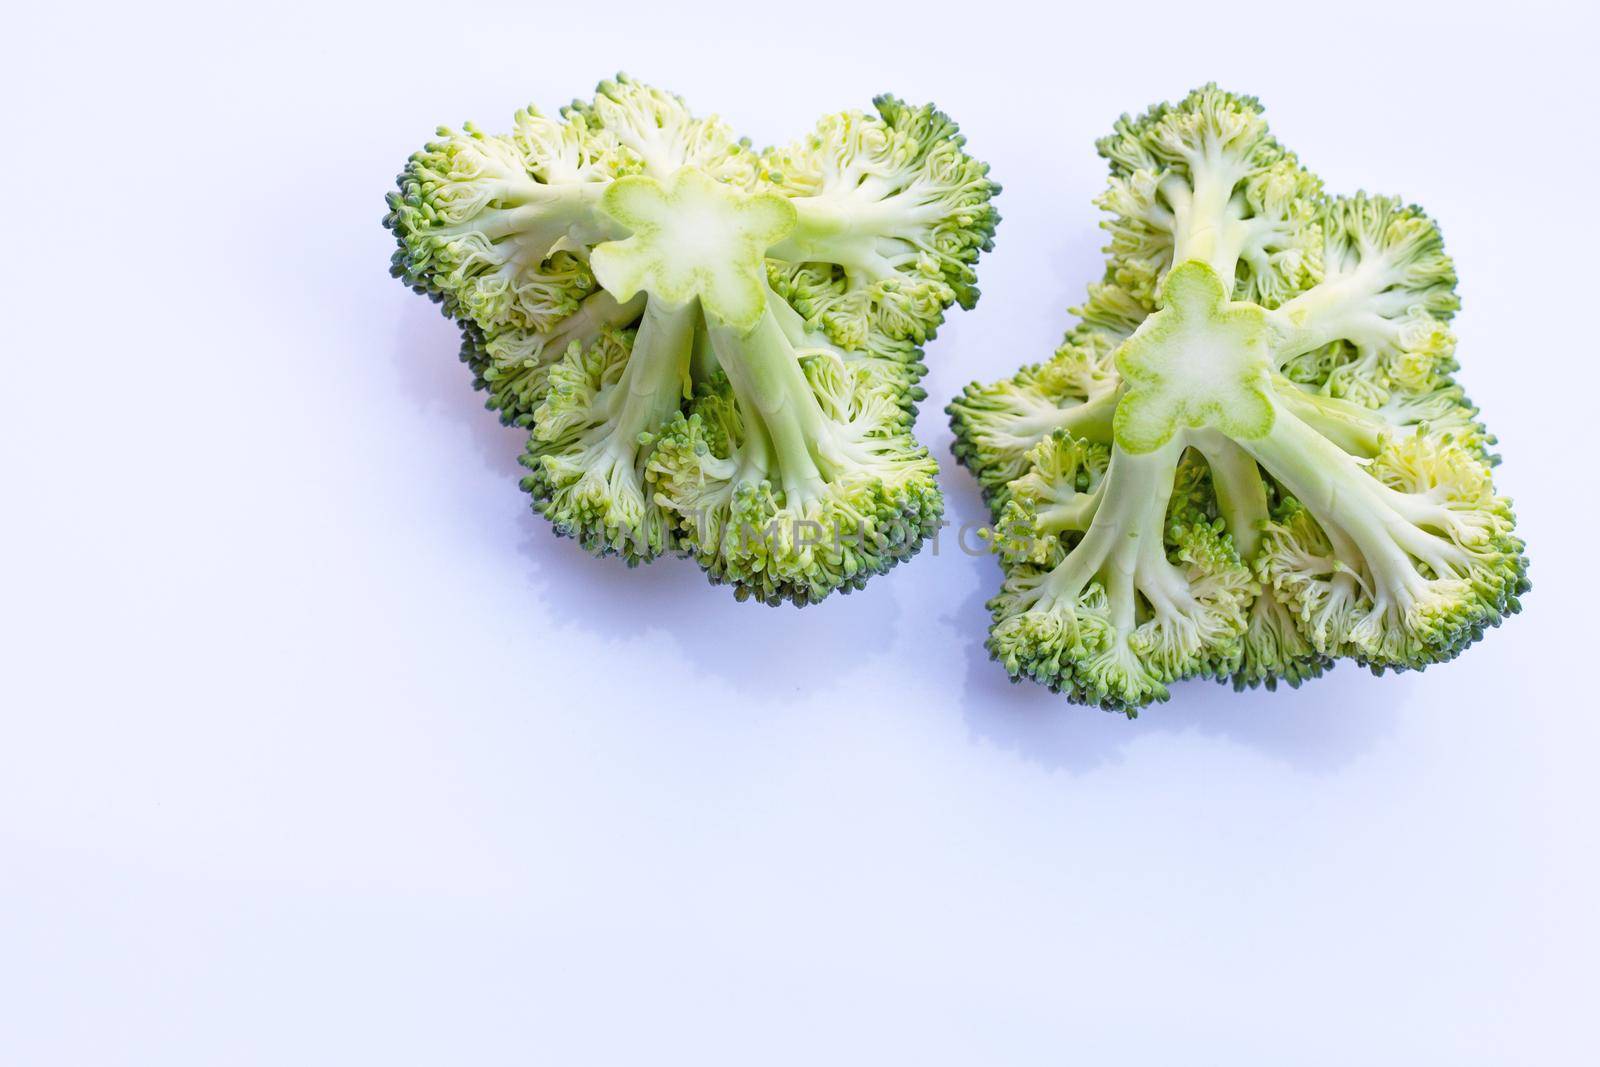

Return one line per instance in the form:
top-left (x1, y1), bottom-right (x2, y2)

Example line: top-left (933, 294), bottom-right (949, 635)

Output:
top-left (556, 289), bottom-right (647, 350)
top-left (1238, 404), bottom-right (1437, 607)
top-left (767, 289), bottom-right (845, 354)
top-left (495, 289), bottom-right (646, 369)
top-left (688, 314), bottom-right (719, 386)
top-left (708, 306), bottom-right (830, 507)
top-left (1006, 389), bottom-right (1119, 446)
top-left (1269, 380), bottom-right (1391, 456)
top-left (1192, 433), bottom-right (1271, 560)
top-left (533, 297), bottom-right (694, 560)
top-left (1036, 482), bottom-right (1104, 535)
top-left (1020, 438), bottom-right (1221, 688)
top-left (1265, 259), bottom-right (1419, 362)
top-left (772, 193), bottom-right (941, 277)
top-left (1163, 156), bottom-right (1250, 289)
top-left (560, 297), bottom-right (691, 521)
top-left (610, 298), bottom-right (694, 449)
top-left (1048, 389), bottom-right (1119, 444)
top-left (1034, 441), bottom-right (1182, 609)
top-left (986, 389), bottom-right (1119, 458)
top-left (432, 181), bottom-right (614, 260)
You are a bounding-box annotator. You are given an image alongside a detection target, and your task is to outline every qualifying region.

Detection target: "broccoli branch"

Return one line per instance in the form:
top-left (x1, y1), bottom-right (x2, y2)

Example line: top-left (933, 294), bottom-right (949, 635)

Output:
top-left (1022, 444), bottom-right (1178, 611)
top-left (1191, 432), bottom-right (1270, 560)
top-left (1239, 402), bottom-right (1513, 663)
top-left (486, 288), bottom-right (647, 371)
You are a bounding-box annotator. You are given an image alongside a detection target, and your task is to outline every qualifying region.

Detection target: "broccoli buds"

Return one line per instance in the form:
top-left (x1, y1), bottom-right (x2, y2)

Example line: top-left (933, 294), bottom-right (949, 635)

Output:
top-left (387, 75), bottom-right (998, 603)
top-left (949, 85), bottom-right (1527, 713)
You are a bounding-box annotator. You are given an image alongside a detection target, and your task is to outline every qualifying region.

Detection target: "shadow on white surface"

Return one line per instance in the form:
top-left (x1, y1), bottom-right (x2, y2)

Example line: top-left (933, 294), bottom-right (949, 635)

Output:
top-left (951, 577), bottom-right (1404, 775)
top-left (391, 303), bottom-right (527, 482)
top-left (506, 528), bottom-right (905, 696)
top-left (392, 299), bottom-right (1410, 745)
top-left (940, 473), bottom-right (1404, 776)
top-left (391, 301), bottom-right (904, 696)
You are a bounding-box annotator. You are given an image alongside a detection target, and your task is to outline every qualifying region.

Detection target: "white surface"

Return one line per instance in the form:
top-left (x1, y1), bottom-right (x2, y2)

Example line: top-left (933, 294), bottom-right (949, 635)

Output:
top-left (5, 1), bottom-right (1598, 1062)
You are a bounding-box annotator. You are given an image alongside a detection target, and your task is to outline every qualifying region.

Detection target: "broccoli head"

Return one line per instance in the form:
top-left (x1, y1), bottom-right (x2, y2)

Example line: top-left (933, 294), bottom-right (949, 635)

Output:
top-left (386, 75), bottom-right (998, 602)
top-left (949, 85), bottom-right (1526, 713)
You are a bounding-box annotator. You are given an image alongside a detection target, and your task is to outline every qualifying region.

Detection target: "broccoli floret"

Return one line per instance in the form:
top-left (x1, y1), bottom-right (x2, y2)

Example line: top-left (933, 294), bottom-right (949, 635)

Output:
top-left (386, 75), bottom-right (997, 601)
top-left (948, 85), bottom-right (1527, 713)
top-left (764, 96), bottom-right (1000, 349)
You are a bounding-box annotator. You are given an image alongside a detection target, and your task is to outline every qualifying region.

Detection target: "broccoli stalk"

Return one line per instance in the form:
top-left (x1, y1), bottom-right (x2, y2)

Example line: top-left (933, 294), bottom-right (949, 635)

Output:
top-left (951, 85), bottom-right (1526, 712)
top-left (990, 437), bottom-right (1255, 710)
top-left (587, 167), bottom-right (940, 603)
top-left (480, 291), bottom-right (647, 425)
top-left (521, 297), bottom-right (694, 561)
top-left (1243, 407), bottom-right (1519, 666)
top-left (948, 332), bottom-right (1122, 499)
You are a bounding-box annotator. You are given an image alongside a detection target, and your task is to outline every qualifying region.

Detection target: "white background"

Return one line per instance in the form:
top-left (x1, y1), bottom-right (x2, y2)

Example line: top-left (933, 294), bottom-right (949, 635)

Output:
top-left (5, 1), bottom-right (1598, 1062)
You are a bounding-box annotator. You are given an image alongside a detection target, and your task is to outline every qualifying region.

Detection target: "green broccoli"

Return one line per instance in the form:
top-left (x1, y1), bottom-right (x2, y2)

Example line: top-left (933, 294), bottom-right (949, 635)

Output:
top-left (386, 75), bottom-right (998, 604)
top-left (949, 86), bottom-right (1526, 713)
